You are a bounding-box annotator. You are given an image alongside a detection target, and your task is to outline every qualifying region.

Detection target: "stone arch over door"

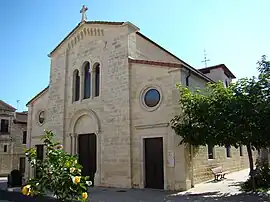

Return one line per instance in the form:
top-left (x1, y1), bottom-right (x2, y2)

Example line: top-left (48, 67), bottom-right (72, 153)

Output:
top-left (68, 108), bottom-right (101, 186)
top-left (69, 108), bottom-right (101, 135)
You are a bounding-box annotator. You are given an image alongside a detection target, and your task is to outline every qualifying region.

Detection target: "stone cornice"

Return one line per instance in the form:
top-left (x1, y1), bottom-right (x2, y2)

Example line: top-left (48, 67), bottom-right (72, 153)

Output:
top-left (135, 122), bottom-right (169, 130)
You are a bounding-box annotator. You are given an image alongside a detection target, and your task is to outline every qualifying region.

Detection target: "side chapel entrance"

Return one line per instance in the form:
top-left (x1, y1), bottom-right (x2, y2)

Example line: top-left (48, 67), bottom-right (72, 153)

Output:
top-left (78, 133), bottom-right (97, 186)
top-left (144, 137), bottom-right (164, 189)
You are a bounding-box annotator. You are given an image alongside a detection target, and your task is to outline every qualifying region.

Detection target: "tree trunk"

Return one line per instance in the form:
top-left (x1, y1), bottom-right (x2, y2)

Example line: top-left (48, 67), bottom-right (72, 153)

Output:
top-left (247, 144), bottom-right (255, 190)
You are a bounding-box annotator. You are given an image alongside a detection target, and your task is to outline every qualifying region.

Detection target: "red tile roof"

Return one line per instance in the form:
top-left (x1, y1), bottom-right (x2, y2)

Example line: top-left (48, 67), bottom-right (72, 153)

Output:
top-left (0, 100), bottom-right (16, 111)
top-left (128, 58), bottom-right (182, 68)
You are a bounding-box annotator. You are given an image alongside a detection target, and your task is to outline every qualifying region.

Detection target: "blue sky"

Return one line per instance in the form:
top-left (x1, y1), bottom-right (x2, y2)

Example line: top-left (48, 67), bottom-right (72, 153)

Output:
top-left (0, 0), bottom-right (269, 111)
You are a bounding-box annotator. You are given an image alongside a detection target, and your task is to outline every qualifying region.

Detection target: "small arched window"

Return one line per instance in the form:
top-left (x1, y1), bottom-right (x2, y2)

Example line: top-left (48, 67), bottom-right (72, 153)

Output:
top-left (84, 62), bottom-right (91, 99)
top-left (73, 69), bottom-right (80, 101)
top-left (94, 63), bottom-right (100, 97)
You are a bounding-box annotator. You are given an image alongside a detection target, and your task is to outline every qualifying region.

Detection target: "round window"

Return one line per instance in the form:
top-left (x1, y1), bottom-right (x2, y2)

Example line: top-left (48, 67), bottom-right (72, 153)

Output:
top-left (144, 89), bottom-right (161, 107)
top-left (38, 111), bottom-right (45, 124)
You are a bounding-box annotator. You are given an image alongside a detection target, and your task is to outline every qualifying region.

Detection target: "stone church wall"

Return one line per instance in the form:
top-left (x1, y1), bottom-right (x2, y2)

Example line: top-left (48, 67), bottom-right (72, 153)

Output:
top-left (25, 89), bottom-right (49, 179)
top-left (135, 33), bottom-right (181, 63)
top-left (130, 62), bottom-right (192, 190)
top-left (179, 68), bottom-right (253, 185)
top-left (27, 90), bottom-right (48, 139)
top-left (25, 19), bottom-right (251, 191)
top-left (48, 23), bottom-right (135, 188)
top-left (192, 145), bottom-right (256, 184)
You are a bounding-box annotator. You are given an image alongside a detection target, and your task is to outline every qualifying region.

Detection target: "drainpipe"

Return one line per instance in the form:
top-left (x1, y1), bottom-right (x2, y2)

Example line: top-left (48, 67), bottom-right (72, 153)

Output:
top-left (185, 70), bottom-right (194, 187)
top-left (186, 70), bottom-right (191, 86)
top-left (190, 144), bottom-right (194, 187)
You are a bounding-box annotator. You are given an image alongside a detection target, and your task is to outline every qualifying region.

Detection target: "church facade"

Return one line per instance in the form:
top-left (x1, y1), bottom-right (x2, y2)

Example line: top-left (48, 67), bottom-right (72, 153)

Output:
top-left (25, 7), bottom-right (252, 191)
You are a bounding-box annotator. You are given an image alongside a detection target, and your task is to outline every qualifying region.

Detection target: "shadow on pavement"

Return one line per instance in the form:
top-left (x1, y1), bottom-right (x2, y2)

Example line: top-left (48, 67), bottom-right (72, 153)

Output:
top-left (0, 179), bottom-right (58, 202)
top-left (0, 180), bottom-right (268, 202)
top-left (0, 189), bottom-right (58, 202)
top-left (88, 187), bottom-right (270, 202)
top-left (167, 191), bottom-right (269, 202)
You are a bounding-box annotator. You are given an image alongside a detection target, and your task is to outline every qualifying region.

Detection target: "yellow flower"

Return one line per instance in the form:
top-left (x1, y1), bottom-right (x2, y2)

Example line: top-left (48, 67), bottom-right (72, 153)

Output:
top-left (21, 185), bottom-right (31, 196)
top-left (72, 176), bottom-right (81, 184)
top-left (82, 192), bottom-right (88, 199)
top-left (70, 167), bottom-right (76, 173)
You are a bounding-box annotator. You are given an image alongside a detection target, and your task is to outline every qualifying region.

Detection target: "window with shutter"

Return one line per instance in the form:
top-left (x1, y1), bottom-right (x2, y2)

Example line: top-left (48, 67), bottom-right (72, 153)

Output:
top-left (0, 119), bottom-right (9, 133)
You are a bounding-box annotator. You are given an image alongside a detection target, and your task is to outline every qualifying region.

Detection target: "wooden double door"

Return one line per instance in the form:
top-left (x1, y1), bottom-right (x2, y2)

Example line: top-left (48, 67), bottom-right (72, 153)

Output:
top-left (78, 133), bottom-right (97, 186)
top-left (144, 137), bottom-right (164, 189)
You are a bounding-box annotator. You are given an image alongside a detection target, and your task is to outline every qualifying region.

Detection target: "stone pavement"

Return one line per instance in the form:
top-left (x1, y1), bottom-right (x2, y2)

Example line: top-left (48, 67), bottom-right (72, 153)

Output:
top-left (0, 169), bottom-right (270, 201)
top-left (88, 169), bottom-right (270, 202)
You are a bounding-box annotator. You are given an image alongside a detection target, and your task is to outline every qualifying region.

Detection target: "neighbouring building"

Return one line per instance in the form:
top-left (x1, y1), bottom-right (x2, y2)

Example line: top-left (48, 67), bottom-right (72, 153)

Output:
top-left (25, 6), bottom-right (252, 191)
top-left (0, 100), bottom-right (27, 176)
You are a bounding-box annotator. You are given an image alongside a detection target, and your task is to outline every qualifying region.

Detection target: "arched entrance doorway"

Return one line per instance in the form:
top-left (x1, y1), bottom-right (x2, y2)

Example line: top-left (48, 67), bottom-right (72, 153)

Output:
top-left (69, 109), bottom-right (101, 186)
top-left (78, 133), bottom-right (97, 186)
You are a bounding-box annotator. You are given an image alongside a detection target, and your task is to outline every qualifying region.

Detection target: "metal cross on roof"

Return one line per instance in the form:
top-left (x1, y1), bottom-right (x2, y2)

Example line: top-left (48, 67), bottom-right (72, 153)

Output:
top-left (201, 49), bottom-right (210, 68)
top-left (80, 5), bottom-right (88, 22)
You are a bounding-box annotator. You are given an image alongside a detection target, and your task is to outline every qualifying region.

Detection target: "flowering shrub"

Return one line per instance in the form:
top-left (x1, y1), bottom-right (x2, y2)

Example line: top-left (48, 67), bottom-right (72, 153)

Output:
top-left (22, 130), bottom-right (91, 202)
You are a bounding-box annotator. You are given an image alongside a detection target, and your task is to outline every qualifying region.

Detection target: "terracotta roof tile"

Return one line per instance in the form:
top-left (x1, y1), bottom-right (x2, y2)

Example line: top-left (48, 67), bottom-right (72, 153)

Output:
top-left (0, 100), bottom-right (16, 111)
top-left (128, 58), bottom-right (182, 68)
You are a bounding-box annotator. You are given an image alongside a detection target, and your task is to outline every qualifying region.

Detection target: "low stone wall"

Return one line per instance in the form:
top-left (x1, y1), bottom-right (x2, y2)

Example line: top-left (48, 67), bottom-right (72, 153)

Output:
top-left (192, 145), bottom-right (257, 184)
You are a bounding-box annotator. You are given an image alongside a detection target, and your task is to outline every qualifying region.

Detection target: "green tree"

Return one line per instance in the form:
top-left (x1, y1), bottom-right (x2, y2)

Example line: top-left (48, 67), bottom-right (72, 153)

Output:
top-left (171, 56), bottom-right (270, 189)
top-left (22, 130), bottom-right (91, 202)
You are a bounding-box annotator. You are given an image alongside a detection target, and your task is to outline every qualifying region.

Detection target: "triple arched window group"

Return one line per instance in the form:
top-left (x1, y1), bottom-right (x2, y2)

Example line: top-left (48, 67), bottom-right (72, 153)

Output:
top-left (73, 62), bottom-right (100, 102)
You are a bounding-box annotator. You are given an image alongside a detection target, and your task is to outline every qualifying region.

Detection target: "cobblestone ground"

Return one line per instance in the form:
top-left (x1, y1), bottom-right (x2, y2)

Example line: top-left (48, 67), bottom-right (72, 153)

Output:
top-left (0, 169), bottom-right (270, 202)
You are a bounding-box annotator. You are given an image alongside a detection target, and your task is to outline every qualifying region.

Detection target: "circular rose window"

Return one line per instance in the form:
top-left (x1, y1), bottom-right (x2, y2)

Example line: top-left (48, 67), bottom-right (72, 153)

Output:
top-left (38, 111), bottom-right (45, 124)
top-left (144, 89), bottom-right (161, 107)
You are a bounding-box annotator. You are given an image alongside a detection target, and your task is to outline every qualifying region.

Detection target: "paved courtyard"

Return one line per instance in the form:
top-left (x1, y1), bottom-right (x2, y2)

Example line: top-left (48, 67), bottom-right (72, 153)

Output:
top-left (88, 169), bottom-right (269, 201)
top-left (0, 169), bottom-right (269, 201)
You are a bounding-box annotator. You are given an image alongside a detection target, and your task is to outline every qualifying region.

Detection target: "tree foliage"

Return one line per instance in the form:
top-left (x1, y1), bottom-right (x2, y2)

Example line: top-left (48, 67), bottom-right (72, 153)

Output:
top-left (172, 82), bottom-right (238, 146)
top-left (171, 55), bottom-right (270, 188)
top-left (22, 130), bottom-right (91, 202)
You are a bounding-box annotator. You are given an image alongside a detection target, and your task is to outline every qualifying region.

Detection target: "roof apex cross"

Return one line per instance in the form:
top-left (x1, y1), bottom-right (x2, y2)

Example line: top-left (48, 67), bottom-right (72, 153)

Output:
top-left (80, 5), bottom-right (88, 22)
